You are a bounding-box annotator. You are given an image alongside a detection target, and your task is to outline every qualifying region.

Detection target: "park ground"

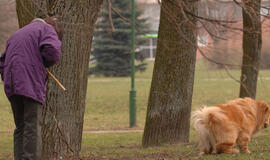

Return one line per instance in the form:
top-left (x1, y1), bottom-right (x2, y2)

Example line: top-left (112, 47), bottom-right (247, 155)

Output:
top-left (1, 60), bottom-right (270, 159)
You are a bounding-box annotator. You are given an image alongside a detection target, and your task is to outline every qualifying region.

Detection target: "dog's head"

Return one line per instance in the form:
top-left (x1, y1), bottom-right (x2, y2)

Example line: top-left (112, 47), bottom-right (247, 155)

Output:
top-left (256, 101), bottom-right (270, 130)
top-left (263, 107), bottom-right (270, 129)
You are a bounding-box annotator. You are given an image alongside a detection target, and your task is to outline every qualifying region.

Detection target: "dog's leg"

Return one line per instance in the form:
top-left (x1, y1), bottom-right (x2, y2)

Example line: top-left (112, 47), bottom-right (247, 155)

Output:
top-left (198, 139), bottom-right (213, 155)
top-left (199, 144), bottom-right (213, 155)
top-left (215, 142), bottom-right (239, 154)
top-left (236, 133), bottom-right (251, 153)
top-left (212, 125), bottom-right (239, 154)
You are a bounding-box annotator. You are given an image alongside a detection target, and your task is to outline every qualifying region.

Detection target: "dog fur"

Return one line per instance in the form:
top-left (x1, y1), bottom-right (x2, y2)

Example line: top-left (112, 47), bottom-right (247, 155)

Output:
top-left (192, 97), bottom-right (270, 154)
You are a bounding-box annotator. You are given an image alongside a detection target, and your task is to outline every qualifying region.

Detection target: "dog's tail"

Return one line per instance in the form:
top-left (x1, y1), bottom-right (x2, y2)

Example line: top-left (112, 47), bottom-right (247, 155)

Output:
top-left (191, 106), bottom-right (222, 154)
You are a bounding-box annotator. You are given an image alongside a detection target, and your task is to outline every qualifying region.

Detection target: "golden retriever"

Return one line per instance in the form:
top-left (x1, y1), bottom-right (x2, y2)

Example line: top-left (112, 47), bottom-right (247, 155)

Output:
top-left (192, 97), bottom-right (270, 154)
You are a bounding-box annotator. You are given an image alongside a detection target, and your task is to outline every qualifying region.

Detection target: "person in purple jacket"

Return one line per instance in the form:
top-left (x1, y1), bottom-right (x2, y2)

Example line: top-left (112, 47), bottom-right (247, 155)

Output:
top-left (0, 17), bottom-right (63, 160)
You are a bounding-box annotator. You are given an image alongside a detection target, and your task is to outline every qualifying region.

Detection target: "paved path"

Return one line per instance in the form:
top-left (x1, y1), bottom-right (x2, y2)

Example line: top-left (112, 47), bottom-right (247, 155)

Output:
top-left (0, 130), bottom-right (143, 134)
top-left (83, 129), bottom-right (143, 133)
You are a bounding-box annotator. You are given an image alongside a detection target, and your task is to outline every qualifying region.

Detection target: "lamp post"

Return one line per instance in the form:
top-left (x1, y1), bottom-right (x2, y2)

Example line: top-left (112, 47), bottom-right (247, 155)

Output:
top-left (129, 0), bottom-right (136, 127)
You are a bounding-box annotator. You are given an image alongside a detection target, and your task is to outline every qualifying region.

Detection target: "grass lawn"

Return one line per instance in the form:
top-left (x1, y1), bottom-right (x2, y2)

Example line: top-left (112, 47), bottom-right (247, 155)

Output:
top-left (1, 60), bottom-right (270, 159)
top-left (2, 130), bottom-right (270, 160)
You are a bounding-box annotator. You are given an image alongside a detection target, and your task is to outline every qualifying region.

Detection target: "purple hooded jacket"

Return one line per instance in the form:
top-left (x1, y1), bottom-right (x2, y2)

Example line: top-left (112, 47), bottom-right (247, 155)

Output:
top-left (0, 19), bottom-right (61, 104)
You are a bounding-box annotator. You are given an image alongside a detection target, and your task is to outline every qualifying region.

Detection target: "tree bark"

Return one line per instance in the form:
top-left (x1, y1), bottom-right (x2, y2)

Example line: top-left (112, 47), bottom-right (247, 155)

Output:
top-left (16, 0), bottom-right (103, 159)
top-left (239, 0), bottom-right (262, 99)
top-left (142, 0), bottom-right (197, 147)
top-left (16, 0), bottom-right (34, 27)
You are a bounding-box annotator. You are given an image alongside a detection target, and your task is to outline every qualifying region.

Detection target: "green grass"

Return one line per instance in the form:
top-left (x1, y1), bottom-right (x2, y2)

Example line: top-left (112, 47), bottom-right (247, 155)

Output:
top-left (2, 60), bottom-right (270, 159)
top-left (2, 130), bottom-right (270, 160)
top-left (0, 85), bottom-right (13, 131)
top-left (80, 129), bottom-right (270, 160)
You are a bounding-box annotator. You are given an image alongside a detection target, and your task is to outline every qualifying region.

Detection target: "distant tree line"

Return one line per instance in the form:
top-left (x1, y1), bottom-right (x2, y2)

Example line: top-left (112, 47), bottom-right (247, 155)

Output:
top-left (90, 0), bottom-right (150, 77)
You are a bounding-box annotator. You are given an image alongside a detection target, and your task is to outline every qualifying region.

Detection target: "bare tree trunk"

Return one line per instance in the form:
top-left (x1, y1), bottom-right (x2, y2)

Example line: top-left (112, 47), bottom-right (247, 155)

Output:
top-left (239, 0), bottom-right (262, 99)
top-left (142, 0), bottom-right (197, 147)
top-left (16, 0), bottom-right (34, 27)
top-left (16, 0), bottom-right (103, 159)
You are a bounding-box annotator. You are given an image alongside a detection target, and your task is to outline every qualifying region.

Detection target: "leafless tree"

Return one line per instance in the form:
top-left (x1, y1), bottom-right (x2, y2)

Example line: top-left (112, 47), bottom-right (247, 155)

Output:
top-left (142, 0), bottom-right (266, 147)
top-left (142, 0), bottom-right (197, 147)
top-left (239, 0), bottom-right (262, 98)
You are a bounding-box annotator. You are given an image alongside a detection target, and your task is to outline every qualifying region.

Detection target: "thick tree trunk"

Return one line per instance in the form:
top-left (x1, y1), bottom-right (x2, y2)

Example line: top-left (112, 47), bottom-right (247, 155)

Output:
top-left (142, 0), bottom-right (197, 147)
top-left (16, 0), bottom-right (34, 27)
top-left (239, 0), bottom-right (262, 99)
top-left (16, 0), bottom-right (103, 159)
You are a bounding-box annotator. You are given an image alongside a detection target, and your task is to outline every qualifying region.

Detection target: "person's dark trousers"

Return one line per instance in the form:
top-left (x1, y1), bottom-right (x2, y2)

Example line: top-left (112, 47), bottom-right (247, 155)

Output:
top-left (9, 95), bottom-right (42, 160)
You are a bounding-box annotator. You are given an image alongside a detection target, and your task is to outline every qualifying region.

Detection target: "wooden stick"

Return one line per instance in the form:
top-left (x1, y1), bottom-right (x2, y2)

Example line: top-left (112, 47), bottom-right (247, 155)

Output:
top-left (46, 70), bottom-right (67, 91)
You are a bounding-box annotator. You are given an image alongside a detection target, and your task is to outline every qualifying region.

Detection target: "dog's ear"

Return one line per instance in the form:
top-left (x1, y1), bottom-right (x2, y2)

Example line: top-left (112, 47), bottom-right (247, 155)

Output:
top-left (258, 101), bottom-right (269, 112)
top-left (265, 106), bottom-right (269, 112)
